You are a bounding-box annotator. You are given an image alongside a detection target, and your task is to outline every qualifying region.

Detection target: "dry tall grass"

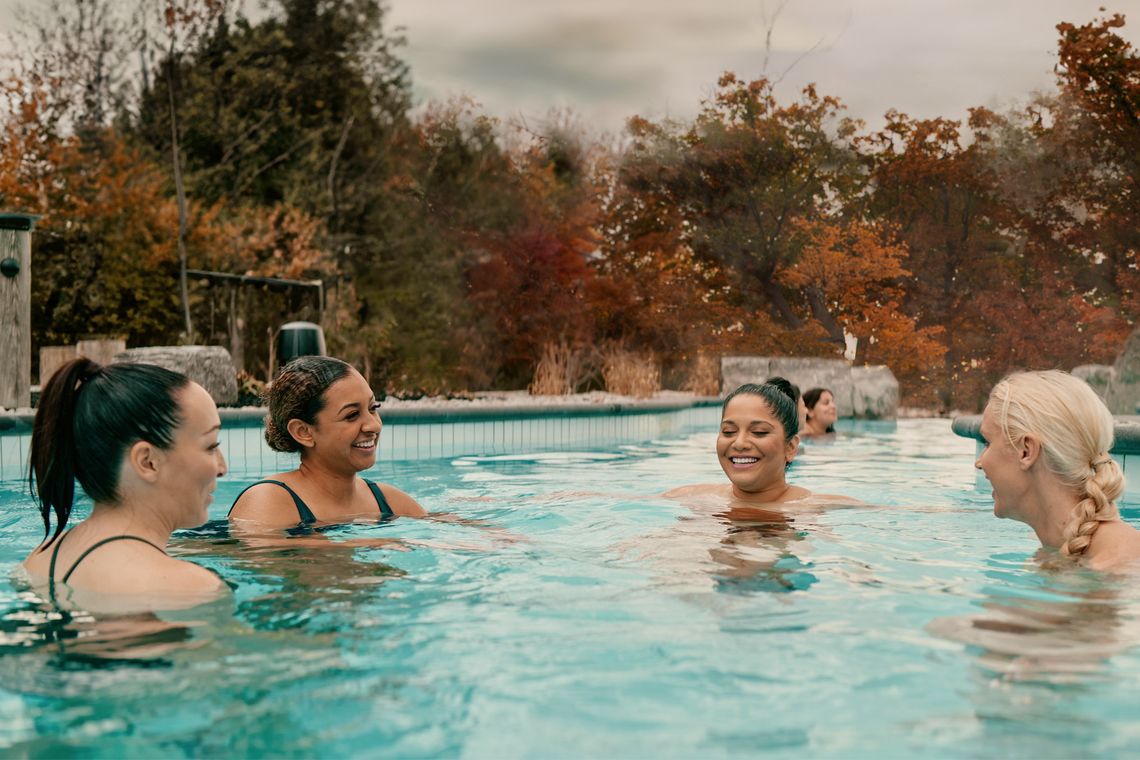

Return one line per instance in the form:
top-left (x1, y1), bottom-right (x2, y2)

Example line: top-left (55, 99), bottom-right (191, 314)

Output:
top-left (600, 343), bottom-right (660, 398)
top-left (530, 341), bottom-right (592, 395)
top-left (681, 352), bottom-right (721, 396)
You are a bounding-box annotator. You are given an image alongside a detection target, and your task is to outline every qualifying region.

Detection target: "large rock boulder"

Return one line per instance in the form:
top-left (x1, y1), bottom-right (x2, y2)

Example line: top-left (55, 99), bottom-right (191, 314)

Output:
top-left (720, 355), bottom-right (899, 419)
top-left (114, 346), bottom-right (238, 406)
top-left (1105, 328), bottom-right (1140, 414)
top-left (850, 365), bottom-right (899, 419)
top-left (1073, 364), bottom-right (1114, 402)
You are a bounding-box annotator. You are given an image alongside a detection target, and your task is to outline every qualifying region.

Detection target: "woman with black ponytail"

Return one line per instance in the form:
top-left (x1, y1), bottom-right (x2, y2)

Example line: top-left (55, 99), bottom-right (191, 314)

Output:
top-left (20, 358), bottom-right (229, 606)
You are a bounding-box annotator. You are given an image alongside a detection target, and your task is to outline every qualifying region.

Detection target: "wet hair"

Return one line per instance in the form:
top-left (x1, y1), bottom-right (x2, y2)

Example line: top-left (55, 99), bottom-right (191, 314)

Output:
top-left (264, 356), bottom-right (354, 453)
top-left (989, 370), bottom-right (1123, 558)
top-left (722, 381), bottom-right (799, 441)
top-left (766, 376), bottom-right (800, 408)
top-left (29, 358), bottom-right (189, 545)
top-left (803, 387), bottom-right (835, 434)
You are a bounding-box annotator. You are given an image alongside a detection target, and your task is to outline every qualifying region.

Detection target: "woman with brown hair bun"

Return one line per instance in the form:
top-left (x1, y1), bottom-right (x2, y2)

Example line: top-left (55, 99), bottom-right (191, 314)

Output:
top-left (976, 369), bottom-right (1140, 569)
top-left (228, 356), bottom-right (426, 527)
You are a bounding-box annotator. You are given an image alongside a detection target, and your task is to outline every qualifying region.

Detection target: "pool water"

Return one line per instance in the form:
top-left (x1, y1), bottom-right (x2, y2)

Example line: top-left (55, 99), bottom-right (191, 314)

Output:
top-left (3, 417), bottom-right (1140, 757)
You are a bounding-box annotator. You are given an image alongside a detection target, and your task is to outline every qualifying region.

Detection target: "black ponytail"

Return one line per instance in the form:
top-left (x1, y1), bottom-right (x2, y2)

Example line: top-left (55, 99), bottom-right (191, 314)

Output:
top-left (28, 358), bottom-right (189, 546)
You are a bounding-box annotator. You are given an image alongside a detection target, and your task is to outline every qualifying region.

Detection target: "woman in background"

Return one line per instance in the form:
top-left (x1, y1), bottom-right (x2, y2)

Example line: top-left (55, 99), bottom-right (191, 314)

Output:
top-left (801, 387), bottom-right (838, 437)
top-left (975, 369), bottom-right (1140, 570)
top-left (229, 356), bottom-right (426, 528)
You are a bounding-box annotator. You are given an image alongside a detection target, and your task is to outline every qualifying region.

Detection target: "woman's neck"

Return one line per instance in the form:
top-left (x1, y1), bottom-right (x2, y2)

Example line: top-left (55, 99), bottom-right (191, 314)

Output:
top-left (296, 457), bottom-right (359, 501)
top-left (1027, 476), bottom-right (1083, 550)
top-left (82, 501), bottom-right (175, 548)
top-left (731, 479), bottom-right (792, 504)
top-left (804, 418), bottom-right (828, 436)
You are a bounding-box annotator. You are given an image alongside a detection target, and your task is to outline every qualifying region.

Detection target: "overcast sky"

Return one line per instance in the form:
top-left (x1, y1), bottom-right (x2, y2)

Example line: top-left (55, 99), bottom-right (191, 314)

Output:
top-left (387, 0), bottom-right (1140, 135)
top-left (0, 0), bottom-right (1136, 136)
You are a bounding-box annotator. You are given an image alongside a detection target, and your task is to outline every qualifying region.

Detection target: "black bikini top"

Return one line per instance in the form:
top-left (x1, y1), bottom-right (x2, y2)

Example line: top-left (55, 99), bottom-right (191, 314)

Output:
top-left (228, 478), bottom-right (394, 524)
top-left (46, 530), bottom-right (165, 601)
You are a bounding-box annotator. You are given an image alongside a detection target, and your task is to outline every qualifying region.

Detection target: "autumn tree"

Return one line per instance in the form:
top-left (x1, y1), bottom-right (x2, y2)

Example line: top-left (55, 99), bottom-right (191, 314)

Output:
top-left (0, 80), bottom-right (193, 353)
top-left (479, 125), bottom-right (607, 386)
top-left (596, 142), bottom-right (761, 385)
top-left (619, 74), bottom-right (863, 352)
top-left (776, 219), bottom-right (946, 382)
top-left (1047, 13), bottom-right (1140, 322)
top-left (121, 0), bottom-right (414, 376)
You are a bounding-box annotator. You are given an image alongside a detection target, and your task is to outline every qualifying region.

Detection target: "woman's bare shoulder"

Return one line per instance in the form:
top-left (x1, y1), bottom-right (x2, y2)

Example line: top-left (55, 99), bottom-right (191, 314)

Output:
top-left (62, 542), bottom-right (223, 594)
top-left (229, 477), bottom-right (303, 526)
top-left (375, 482), bottom-right (428, 517)
top-left (1087, 521), bottom-right (1140, 571)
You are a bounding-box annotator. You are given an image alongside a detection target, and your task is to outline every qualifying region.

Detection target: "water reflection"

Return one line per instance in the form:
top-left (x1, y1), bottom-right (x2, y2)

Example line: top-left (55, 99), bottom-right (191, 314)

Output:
top-left (929, 563), bottom-right (1140, 754)
top-left (173, 520), bottom-right (408, 633)
top-left (0, 592), bottom-right (205, 665)
top-left (930, 568), bottom-right (1139, 685)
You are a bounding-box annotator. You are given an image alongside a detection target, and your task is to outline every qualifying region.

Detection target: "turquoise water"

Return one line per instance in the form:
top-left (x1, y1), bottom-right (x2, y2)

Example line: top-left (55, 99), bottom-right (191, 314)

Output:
top-left (2, 417), bottom-right (1140, 757)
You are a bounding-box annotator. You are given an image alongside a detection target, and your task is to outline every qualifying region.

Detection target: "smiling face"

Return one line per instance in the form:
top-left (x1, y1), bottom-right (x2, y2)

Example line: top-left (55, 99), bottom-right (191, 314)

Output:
top-left (975, 401), bottom-right (1032, 522)
top-left (717, 393), bottom-right (798, 499)
top-left (809, 391), bottom-right (838, 430)
top-left (161, 382), bottom-right (227, 527)
top-left (307, 369), bottom-right (382, 473)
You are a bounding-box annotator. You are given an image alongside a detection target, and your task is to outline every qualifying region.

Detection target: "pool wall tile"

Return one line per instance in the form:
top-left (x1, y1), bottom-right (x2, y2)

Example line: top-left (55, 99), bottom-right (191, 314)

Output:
top-left (0, 404), bottom-right (726, 482)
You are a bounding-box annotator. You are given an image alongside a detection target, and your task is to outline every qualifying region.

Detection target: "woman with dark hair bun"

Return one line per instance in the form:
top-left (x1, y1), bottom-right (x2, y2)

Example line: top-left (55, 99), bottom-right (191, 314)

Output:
top-left (667, 380), bottom-right (823, 506)
top-left (228, 356), bottom-right (426, 527)
top-left (766, 376), bottom-right (808, 433)
top-left (20, 358), bottom-right (228, 605)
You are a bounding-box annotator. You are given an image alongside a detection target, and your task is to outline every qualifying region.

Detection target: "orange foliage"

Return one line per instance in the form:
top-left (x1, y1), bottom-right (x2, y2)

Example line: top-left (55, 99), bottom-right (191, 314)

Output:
top-left (778, 219), bottom-right (946, 379)
top-left (201, 204), bottom-right (330, 280)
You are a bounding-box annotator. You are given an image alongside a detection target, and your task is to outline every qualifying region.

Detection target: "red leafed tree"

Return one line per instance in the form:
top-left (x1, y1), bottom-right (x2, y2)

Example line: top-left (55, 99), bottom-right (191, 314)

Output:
top-left (618, 74), bottom-right (863, 346)
top-left (465, 134), bottom-right (601, 386)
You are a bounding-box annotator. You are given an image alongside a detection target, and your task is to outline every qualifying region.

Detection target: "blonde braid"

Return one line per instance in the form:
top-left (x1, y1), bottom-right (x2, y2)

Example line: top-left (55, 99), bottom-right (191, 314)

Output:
top-left (1060, 456), bottom-right (1123, 557)
top-left (990, 371), bottom-right (1126, 561)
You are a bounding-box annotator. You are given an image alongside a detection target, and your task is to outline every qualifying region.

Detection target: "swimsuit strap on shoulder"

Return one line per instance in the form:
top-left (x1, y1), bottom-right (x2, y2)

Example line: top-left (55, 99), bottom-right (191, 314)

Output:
top-left (61, 535), bottom-right (166, 584)
top-left (364, 480), bottom-right (394, 517)
top-left (229, 479), bottom-right (317, 524)
top-left (47, 529), bottom-right (73, 603)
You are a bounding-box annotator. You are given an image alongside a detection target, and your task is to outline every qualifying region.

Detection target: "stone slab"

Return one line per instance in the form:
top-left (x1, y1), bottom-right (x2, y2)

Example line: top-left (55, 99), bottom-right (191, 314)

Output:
top-left (114, 346), bottom-right (238, 406)
top-left (720, 355), bottom-right (899, 419)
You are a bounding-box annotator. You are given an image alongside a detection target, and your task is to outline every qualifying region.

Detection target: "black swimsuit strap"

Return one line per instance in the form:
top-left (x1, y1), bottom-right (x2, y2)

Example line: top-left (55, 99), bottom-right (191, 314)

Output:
top-left (47, 530), bottom-right (72, 603)
top-left (61, 535), bottom-right (166, 584)
top-left (364, 480), bottom-right (394, 517)
top-left (229, 479), bottom-right (317, 524)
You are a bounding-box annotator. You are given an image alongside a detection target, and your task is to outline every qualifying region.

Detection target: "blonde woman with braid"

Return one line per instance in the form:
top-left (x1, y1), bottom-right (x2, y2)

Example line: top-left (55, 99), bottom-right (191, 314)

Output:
top-left (976, 370), bottom-right (1140, 570)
